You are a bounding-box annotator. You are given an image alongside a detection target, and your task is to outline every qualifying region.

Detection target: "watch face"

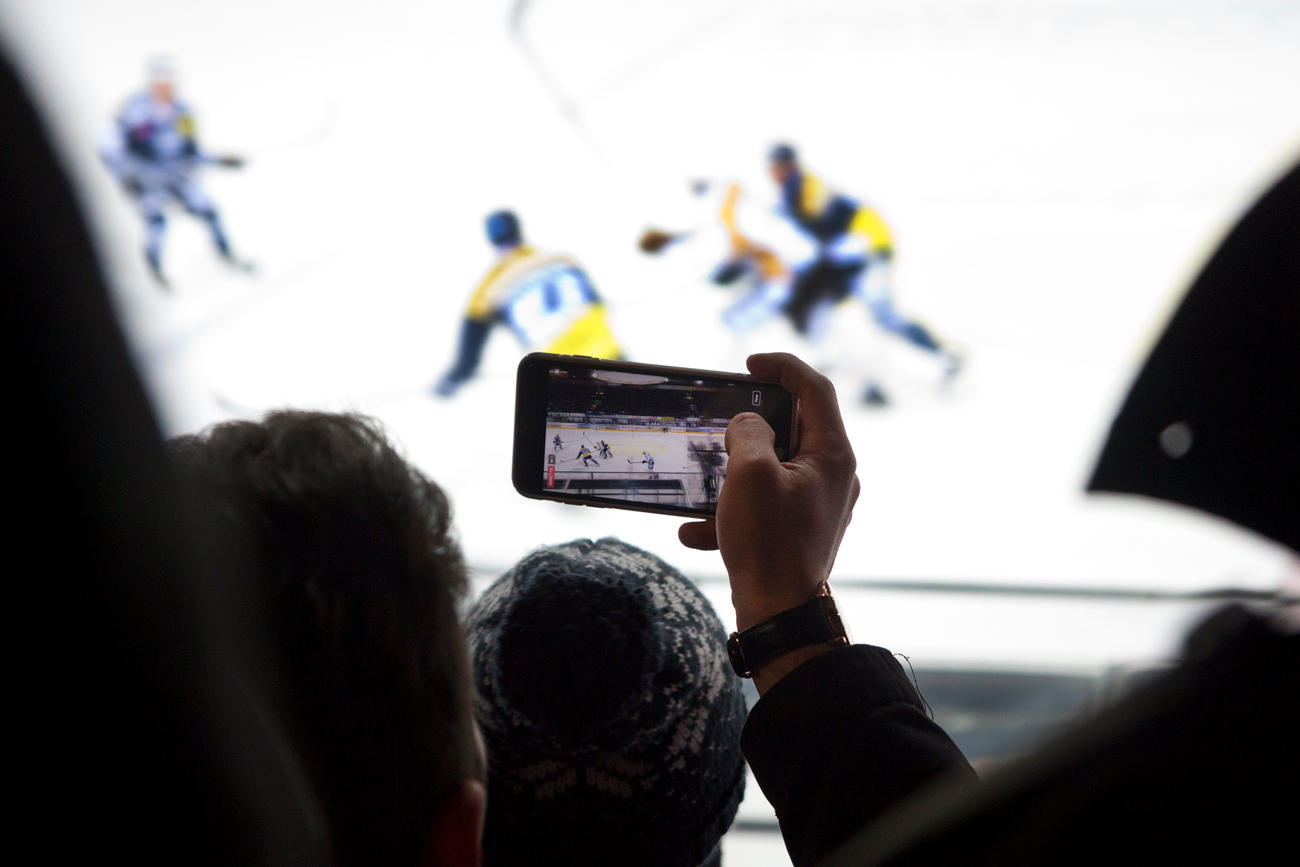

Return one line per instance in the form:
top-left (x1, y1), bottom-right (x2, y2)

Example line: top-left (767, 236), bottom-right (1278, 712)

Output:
top-left (726, 632), bottom-right (750, 678)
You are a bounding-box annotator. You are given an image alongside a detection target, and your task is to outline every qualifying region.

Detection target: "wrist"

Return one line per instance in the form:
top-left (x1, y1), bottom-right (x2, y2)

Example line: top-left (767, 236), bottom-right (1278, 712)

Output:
top-left (730, 575), bottom-right (830, 631)
top-left (727, 584), bottom-right (847, 688)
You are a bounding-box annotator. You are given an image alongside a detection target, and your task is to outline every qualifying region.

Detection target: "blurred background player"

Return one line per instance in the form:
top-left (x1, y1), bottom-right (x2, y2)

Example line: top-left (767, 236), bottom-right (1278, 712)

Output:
top-left (434, 209), bottom-right (623, 398)
top-left (767, 143), bottom-right (964, 383)
top-left (639, 179), bottom-right (806, 334)
top-left (98, 56), bottom-right (249, 289)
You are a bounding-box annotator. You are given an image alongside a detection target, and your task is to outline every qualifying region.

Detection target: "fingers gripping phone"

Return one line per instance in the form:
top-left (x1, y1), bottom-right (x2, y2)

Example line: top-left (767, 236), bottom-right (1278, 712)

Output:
top-left (512, 353), bottom-right (798, 517)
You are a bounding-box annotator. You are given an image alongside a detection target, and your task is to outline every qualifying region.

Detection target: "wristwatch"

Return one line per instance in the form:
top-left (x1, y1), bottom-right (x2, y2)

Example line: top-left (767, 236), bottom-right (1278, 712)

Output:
top-left (727, 583), bottom-right (849, 678)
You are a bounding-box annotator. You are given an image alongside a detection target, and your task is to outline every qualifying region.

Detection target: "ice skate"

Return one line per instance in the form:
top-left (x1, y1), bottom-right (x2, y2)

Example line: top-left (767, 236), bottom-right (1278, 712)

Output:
top-left (145, 252), bottom-right (171, 291)
top-left (940, 349), bottom-right (965, 382)
top-left (862, 381), bottom-right (890, 407)
top-left (221, 250), bottom-right (258, 275)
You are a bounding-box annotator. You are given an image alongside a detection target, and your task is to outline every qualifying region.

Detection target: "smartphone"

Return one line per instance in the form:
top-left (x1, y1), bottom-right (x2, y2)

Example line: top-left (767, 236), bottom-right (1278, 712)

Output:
top-left (512, 352), bottom-right (798, 517)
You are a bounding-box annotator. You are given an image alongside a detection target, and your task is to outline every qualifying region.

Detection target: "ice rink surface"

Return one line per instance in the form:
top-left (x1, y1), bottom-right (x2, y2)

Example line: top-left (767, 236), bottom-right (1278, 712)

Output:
top-left (4, 0), bottom-right (1299, 859)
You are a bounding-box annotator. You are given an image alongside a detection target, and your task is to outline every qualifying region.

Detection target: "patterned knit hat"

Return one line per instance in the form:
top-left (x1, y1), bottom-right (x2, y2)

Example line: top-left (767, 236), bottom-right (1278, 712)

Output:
top-left (467, 538), bottom-right (747, 867)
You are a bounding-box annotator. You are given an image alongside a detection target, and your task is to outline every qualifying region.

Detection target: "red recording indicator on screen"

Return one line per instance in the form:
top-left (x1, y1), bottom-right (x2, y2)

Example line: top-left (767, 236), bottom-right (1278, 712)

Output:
top-left (546, 464), bottom-right (555, 488)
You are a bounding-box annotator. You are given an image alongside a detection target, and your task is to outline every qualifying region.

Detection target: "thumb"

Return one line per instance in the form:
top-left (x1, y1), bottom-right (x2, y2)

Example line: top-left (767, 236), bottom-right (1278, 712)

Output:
top-left (678, 520), bottom-right (718, 550)
top-left (726, 412), bottom-right (778, 466)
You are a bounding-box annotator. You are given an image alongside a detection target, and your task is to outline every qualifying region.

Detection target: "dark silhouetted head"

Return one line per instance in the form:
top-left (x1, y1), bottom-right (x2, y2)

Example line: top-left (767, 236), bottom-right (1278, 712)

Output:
top-left (168, 411), bottom-right (484, 866)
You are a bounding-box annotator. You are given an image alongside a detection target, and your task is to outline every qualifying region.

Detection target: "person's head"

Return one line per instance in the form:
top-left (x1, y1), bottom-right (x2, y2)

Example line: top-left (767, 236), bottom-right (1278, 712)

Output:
top-left (467, 538), bottom-right (747, 867)
top-left (484, 210), bottom-right (522, 250)
top-left (147, 56), bottom-right (176, 104)
top-left (768, 142), bottom-right (798, 185)
top-left (167, 411), bottom-right (485, 867)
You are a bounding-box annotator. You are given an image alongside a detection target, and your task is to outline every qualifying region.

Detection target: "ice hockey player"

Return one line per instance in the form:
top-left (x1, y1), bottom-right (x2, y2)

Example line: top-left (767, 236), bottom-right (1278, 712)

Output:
top-left (630, 450), bottom-right (656, 476)
top-left (577, 446), bottom-right (599, 467)
top-left (639, 178), bottom-right (805, 334)
top-left (552, 434), bottom-right (565, 451)
top-left (597, 440), bottom-right (613, 459)
top-left (767, 143), bottom-right (963, 380)
top-left (434, 210), bottom-right (624, 398)
top-left (98, 57), bottom-right (249, 289)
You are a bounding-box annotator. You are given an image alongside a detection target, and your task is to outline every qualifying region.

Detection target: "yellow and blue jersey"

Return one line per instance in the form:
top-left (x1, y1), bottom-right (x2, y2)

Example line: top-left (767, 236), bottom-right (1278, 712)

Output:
top-left (465, 245), bottom-right (621, 359)
top-left (780, 170), bottom-right (893, 255)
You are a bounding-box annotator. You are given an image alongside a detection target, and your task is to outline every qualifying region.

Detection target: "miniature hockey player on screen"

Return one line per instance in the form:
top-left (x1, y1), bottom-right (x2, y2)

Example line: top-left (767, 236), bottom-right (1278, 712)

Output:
top-left (434, 210), bottom-right (623, 398)
top-left (630, 450), bottom-right (656, 477)
top-left (767, 143), bottom-right (963, 378)
top-left (98, 57), bottom-right (249, 289)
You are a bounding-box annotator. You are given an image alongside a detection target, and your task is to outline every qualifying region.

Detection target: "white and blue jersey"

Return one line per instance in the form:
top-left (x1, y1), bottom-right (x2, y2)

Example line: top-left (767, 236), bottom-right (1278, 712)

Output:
top-left (99, 92), bottom-right (219, 212)
top-left (98, 88), bottom-right (239, 279)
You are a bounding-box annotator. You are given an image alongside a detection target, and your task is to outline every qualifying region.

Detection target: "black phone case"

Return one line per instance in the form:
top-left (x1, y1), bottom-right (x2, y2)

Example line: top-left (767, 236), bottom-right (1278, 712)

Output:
top-left (512, 352), bottom-right (798, 518)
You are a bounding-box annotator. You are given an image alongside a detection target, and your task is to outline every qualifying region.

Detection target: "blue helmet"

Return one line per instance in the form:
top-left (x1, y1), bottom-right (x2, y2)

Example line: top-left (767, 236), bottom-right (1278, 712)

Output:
top-left (485, 210), bottom-right (522, 247)
top-left (768, 143), bottom-right (797, 165)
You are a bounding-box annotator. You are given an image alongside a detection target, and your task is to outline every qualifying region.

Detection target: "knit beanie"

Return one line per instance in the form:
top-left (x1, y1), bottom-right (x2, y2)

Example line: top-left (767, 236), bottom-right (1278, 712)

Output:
top-left (467, 538), bottom-right (747, 867)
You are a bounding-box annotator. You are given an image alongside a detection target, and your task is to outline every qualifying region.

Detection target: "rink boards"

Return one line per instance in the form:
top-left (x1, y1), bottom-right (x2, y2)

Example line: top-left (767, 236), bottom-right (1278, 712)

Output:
top-left (544, 422), bottom-right (727, 509)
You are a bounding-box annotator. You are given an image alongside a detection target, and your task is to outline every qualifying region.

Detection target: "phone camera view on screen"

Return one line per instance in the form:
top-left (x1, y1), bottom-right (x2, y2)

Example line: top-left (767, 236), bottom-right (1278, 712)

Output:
top-left (540, 362), bottom-right (793, 512)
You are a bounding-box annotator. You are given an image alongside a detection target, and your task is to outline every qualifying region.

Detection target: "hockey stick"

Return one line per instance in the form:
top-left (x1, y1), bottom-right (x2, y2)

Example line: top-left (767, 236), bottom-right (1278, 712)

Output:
top-left (581, 0), bottom-right (772, 106)
top-left (508, 0), bottom-right (609, 164)
top-left (237, 99), bottom-right (336, 164)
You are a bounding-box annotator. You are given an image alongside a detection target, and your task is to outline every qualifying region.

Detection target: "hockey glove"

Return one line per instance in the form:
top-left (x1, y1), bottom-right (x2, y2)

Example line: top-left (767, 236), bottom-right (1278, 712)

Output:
top-left (638, 228), bottom-right (679, 254)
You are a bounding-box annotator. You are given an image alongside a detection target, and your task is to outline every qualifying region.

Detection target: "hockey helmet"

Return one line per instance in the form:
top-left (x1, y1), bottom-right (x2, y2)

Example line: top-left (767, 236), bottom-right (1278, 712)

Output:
top-left (768, 143), bottom-right (797, 165)
top-left (485, 210), bottom-right (522, 247)
top-left (147, 55), bottom-right (177, 85)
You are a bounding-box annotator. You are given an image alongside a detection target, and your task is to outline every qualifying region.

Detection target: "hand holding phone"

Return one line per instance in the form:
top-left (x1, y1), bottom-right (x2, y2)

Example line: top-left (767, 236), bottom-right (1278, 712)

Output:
top-left (679, 353), bottom-right (861, 631)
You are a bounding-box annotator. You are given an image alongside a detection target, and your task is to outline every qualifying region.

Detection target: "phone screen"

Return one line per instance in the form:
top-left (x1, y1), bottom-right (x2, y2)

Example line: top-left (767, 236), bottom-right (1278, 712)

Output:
top-left (523, 356), bottom-right (794, 515)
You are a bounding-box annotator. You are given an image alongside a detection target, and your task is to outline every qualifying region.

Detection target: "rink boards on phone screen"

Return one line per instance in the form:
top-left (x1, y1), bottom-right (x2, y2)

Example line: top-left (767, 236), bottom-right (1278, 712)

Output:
top-left (537, 362), bottom-right (792, 511)
top-left (543, 420), bottom-right (731, 510)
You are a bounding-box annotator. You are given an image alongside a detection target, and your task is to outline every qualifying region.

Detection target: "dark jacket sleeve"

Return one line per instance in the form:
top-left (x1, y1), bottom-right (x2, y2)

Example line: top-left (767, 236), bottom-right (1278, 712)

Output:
top-left (817, 606), bottom-right (1300, 866)
top-left (741, 645), bottom-right (976, 867)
